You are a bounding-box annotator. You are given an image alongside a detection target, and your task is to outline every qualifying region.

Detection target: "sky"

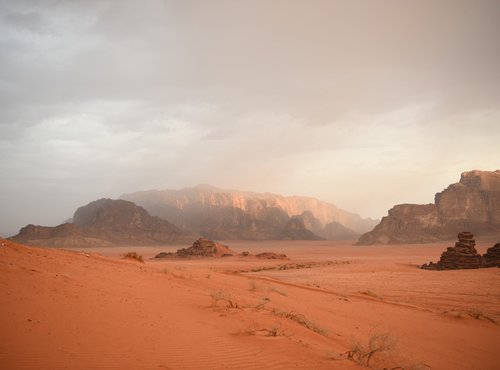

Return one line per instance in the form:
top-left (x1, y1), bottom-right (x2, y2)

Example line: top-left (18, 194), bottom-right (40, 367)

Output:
top-left (1, 0), bottom-right (499, 236)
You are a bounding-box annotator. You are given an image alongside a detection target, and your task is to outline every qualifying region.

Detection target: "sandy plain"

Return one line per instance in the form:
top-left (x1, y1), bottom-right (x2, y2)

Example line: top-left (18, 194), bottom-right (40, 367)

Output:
top-left (1, 237), bottom-right (499, 370)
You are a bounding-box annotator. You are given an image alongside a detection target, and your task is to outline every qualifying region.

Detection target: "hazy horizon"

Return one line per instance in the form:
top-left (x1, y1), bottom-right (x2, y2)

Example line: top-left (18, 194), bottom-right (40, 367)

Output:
top-left (1, 0), bottom-right (499, 236)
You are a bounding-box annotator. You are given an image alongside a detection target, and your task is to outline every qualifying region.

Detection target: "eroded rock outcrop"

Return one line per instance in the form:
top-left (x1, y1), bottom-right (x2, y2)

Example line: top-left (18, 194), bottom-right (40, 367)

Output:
top-left (483, 243), bottom-right (500, 267)
top-left (421, 232), bottom-right (484, 270)
top-left (358, 170), bottom-right (500, 244)
top-left (154, 238), bottom-right (235, 258)
top-left (255, 252), bottom-right (289, 260)
top-left (12, 199), bottom-right (192, 247)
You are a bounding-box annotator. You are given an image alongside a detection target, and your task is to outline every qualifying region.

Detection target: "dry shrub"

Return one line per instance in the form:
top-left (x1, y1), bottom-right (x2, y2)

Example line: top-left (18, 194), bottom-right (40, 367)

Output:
top-left (270, 286), bottom-right (288, 296)
top-left (271, 308), bottom-right (329, 336)
top-left (360, 290), bottom-right (383, 300)
top-left (124, 251), bottom-right (144, 263)
top-left (465, 308), bottom-right (497, 323)
top-left (248, 280), bottom-right (258, 292)
top-left (210, 291), bottom-right (238, 310)
top-left (247, 325), bottom-right (284, 337)
top-left (443, 308), bottom-right (497, 324)
top-left (346, 331), bottom-right (397, 367)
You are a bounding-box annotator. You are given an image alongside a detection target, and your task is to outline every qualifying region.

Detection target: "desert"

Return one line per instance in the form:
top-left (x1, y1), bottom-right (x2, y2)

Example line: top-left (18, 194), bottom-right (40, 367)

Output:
top-left (2, 2), bottom-right (500, 370)
top-left (1, 237), bottom-right (499, 370)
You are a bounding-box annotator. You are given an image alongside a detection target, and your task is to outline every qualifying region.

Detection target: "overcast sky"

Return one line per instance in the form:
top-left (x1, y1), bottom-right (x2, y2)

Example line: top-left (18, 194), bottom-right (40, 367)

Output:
top-left (1, 0), bottom-right (499, 236)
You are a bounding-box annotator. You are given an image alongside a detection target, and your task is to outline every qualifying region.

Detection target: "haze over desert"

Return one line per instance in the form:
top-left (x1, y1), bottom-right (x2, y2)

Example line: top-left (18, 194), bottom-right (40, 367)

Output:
top-left (1, 1), bottom-right (500, 369)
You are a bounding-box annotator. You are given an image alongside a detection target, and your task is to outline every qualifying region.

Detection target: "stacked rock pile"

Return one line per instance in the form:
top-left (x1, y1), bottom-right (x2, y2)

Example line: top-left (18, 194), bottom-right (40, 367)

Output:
top-left (421, 232), bottom-right (484, 270)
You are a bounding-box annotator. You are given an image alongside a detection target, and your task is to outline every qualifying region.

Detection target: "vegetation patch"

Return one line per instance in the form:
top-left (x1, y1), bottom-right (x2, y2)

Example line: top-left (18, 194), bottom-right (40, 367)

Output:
top-left (236, 260), bottom-right (351, 273)
top-left (123, 251), bottom-right (144, 263)
top-left (345, 331), bottom-right (397, 368)
top-left (271, 308), bottom-right (329, 336)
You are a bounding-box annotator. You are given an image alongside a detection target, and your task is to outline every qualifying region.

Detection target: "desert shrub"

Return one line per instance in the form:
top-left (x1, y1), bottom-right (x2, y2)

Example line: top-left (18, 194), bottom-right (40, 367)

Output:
top-left (254, 296), bottom-right (271, 310)
top-left (271, 308), bottom-right (329, 336)
top-left (248, 280), bottom-right (258, 292)
top-left (124, 251), bottom-right (144, 263)
top-left (346, 331), bottom-right (397, 367)
top-left (270, 286), bottom-right (288, 296)
top-left (465, 308), bottom-right (497, 323)
top-left (247, 325), bottom-right (283, 337)
top-left (360, 290), bottom-right (383, 300)
top-left (210, 291), bottom-right (238, 309)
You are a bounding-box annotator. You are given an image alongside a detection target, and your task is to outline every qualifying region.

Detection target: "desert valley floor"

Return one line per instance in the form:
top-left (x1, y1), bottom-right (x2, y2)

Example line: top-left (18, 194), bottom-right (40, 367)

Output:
top-left (1, 238), bottom-right (499, 370)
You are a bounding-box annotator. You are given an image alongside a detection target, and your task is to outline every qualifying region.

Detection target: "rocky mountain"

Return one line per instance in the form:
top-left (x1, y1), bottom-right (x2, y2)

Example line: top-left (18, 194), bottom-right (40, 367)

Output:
top-left (11, 199), bottom-right (192, 247)
top-left (277, 216), bottom-right (324, 240)
top-left (358, 170), bottom-right (500, 244)
top-left (120, 185), bottom-right (377, 240)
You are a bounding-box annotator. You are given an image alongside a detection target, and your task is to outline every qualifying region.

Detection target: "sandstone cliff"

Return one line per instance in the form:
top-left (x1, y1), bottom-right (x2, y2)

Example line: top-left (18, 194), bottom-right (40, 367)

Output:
top-left (357, 170), bottom-right (500, 244)
top-left (120, 185), bottom-right (375, 240)
top-left (12, 199), bottom-right (192, 247)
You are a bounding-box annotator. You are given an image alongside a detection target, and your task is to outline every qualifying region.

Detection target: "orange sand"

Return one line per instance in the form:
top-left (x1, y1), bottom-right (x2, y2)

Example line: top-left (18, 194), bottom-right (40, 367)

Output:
top-left (1, 238), bottom-right (499, 370)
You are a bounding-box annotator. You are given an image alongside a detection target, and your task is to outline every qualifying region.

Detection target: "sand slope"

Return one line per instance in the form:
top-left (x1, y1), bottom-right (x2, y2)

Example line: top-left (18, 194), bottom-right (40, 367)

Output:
top-left (1, 239), bottom-right (499, 370)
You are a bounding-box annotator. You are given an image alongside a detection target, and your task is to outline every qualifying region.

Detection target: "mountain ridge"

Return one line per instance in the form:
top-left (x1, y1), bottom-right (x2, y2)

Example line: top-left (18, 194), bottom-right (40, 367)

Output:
top-left (120, 184), bottom-right (377, 240)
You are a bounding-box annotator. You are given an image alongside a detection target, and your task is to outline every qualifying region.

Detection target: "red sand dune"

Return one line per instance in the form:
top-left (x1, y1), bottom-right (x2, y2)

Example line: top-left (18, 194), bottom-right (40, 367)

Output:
top-left (1, 238), bottom-right (499, 370)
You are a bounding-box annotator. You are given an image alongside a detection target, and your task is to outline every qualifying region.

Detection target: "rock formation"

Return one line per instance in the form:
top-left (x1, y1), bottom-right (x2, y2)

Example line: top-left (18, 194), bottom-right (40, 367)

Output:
top-left (120, 185), bottom-right (375, 240)
top-left (483, 243), bottom-right (500, 267)
top-left (321, 221), bottom-right (360, 240)
top-left (11, 199), bottom-right (192, 247)
top-left (358, 170), bottom-right (500, 244)
top-left (421, 232), bottom-right (484, 270)
top-left (255, 252), bottom-right (289, 260)
top-left (154, 238), bottom-right (236, 258)
top-left (277, 216), bottom-right (323, 240)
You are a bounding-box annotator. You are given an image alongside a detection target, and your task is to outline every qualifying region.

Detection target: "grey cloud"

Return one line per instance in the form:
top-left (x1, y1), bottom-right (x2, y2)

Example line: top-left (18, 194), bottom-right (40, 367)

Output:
top-left (1, 0), bottom-right (499, 235)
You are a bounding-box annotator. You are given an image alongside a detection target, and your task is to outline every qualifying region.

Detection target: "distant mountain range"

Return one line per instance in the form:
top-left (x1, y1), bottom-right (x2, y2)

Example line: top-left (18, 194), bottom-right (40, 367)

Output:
top-left (10, 186), bottom-right (377, 247)
top-left (358, 170), bottom-right (500, 244)
top-left (15, 170), bottom-right (498, 248)
top-left (120, 185), bottom-right (378, 240)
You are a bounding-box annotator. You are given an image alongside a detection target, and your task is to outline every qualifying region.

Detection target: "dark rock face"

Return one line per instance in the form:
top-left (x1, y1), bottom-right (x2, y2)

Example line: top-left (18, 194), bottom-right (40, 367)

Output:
top-left (120, 185), bottom-right (377, 240)
top-left (277, 216), bottom-right (323, 240)
top-left (358, 170), bottom-right (500, 245)
top-left (154, 238), bottom-right (235, 258)
top-left (421, 232), bottom-right (484, 270)
top-left (12, 199), bottom-right (191, 247)
top-left (483, 243), bottom-right (500, 267)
